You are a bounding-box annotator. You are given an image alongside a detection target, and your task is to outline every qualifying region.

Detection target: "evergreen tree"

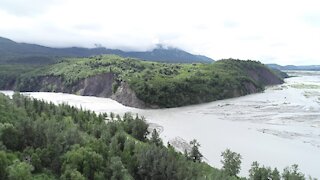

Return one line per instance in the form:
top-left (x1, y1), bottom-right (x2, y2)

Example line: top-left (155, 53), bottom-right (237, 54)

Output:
top-left (271, 168), bottom-right (281, 180)
top-left (189, 139), bottom-right (203, 162)
top-left (282, 164), bottom-right (305, 180)
top-left (110, 157), bottom-right (133, 180)
top-left (150, 129), bottom-right (162, 146)
top-left (221, 149), bottom-right (242, 177)
top-left (249, 161), bottom-right (280, 180)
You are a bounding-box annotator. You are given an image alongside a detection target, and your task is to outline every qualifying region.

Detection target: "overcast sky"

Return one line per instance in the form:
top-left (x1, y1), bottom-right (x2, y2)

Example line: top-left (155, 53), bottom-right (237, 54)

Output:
top-left (0, 0), bottom-right (319, 65)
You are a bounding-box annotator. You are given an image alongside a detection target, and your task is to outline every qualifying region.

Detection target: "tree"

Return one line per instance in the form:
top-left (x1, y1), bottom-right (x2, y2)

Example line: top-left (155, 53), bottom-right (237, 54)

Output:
top-left (121, 139), bottom-right (138, 177)
top-left (110, 156), bottom-right (133, 180)
top-left (60, 168), bottom-right (86, 180)
top-left (130, 117), bottom-right (149, 141)
top-left (249, 161), bottom-right (280, 180)
top-left (271, 168), bottom-right (281, 180)
top-left (62, 146), bottom-right (104, 180)
top-left (282, 164), bottom-right (305, 180)
top-left (221, 149), bottom-right (242, 177)
top-left (150, 129), bottom-right (162, 146)
top-left (0, 151), bottom-right (10, 179)
top-left (110, 132), bottom-right (127, 156)
top-left (33, 173), bottom-right (56, 180)
top-left (7, 160), bottom-right (33, 180)
top-left (110, 112), bottom-right (115, 121)
top-left (136, 145), bottom-right (182, 180)
top-left (22, 148), bottom-right (42, 172)
top-left (189, 139), bottom-right (203, 162)
top-left (0, 123), bottom-right (21, 151)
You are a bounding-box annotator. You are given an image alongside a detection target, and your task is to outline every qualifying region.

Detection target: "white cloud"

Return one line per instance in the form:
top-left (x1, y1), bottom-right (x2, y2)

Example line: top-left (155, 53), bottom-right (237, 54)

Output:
top-left (0, 0), bottom-right (63, 16)
top-left (0, 0), bottom-right (319, 65)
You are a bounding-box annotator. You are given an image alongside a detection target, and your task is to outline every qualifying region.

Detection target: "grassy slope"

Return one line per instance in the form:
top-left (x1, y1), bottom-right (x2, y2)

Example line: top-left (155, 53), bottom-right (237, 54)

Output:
top-left (13, 55), bottom-right (283, 108)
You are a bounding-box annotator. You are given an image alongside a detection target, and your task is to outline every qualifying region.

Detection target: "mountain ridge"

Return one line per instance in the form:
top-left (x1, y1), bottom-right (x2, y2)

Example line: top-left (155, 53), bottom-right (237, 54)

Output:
top-left (267, 63), bottom-right (320, 71)
top-left (0, 36), bottom-right (214, 64)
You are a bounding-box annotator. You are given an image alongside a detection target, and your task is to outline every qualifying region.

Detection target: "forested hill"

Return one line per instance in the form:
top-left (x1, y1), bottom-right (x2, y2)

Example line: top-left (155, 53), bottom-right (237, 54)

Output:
top-left (0, 93), bottom-right (224, 179)
top-left (0, 37), bottom-right (213, 64)
top-left (5, 55), bottom-right (285, 108)
top-left (0, 93), bottom-right (311, 179)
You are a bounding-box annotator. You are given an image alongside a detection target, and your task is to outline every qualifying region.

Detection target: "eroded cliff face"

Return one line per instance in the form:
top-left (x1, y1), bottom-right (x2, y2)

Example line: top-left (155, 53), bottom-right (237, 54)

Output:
top-left (111, 82), bottom-right (147, 108)
top-left (78, 73), bottom-right (115, 97)
top-left (17, 73), bottom-right (116, 97)
top-left (15, 73), bottom-right (148, 108)
top-left (225, 67), bottom-right (284, 99)
top-left (12, 66), bottom-right (284, 109)
top-left (247, 67), bottom-right (284, 85)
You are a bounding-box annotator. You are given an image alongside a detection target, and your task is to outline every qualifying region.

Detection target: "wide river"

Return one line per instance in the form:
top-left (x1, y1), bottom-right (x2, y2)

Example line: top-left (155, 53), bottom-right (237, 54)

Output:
top-left (1, 71), bottom-right (320, 178)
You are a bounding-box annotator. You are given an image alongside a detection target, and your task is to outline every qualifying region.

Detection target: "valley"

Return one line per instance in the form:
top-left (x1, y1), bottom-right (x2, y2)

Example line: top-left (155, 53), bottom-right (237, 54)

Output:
top-left (2, 71), bottom-right (319, 178)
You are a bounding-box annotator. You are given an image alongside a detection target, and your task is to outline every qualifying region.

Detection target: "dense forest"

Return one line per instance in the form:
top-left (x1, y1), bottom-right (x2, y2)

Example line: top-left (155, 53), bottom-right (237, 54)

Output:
top-left (2, 55), bottom-right (285, 108)
top-left (0, 93), bottom-right (216, 179)
top-left (0, 65), bottom-right (39, 90)
top-left (0, 93), bottom-right (314, 179)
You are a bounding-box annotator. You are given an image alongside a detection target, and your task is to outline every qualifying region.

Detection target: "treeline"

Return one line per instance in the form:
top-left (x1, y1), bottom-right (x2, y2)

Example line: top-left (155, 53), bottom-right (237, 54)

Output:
top-left (0, 65), bottom-right (37, 90)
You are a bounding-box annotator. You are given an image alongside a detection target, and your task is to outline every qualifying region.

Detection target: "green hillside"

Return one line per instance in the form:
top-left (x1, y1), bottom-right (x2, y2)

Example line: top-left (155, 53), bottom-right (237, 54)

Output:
top-left (12, 55), bottom-right (284, 108)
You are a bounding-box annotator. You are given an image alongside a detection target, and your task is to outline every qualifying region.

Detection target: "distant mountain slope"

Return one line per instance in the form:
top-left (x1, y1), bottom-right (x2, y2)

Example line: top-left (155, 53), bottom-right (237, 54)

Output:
top-left (0, 37), bottom-right (214, 64)
top-left (267, 64), bottom-right (320, 71)
top-left (118, 46), bottom-right (214, 63)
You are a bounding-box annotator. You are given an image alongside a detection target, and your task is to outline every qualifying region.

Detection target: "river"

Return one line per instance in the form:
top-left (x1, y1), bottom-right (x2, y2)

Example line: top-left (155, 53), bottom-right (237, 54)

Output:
top-left (1, 70), bottom-right (320, 178)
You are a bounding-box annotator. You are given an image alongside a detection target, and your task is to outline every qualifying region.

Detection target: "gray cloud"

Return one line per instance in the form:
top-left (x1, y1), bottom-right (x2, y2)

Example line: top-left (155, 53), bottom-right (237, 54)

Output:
top-left (0, 0), bottom-right (319, 65)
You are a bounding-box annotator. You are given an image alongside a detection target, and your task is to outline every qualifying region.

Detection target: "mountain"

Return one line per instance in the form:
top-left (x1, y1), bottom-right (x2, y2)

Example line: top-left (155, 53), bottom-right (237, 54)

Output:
top-left (0, 37), bottom-right (214, 64)
top-left (117, 45), bottom-right (213, 63)
top-left (267, 64), bottom-right (320, 71)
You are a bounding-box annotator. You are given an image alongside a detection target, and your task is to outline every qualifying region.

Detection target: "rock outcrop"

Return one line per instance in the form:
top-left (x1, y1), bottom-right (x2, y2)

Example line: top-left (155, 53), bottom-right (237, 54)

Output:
top-left (111, 82), bottom-right (147, 108)
top-left (16, 73), bottom-right (148, 108)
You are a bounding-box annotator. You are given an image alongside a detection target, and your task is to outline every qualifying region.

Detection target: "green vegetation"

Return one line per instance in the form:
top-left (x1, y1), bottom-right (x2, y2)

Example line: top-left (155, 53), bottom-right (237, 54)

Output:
top-left (248, 162), bottom-right (316, 180)
top-left (12, 55), bottom-right (283, 108)
top-left (0, 65), bottom-right (38, 90)
top-left (249, 161), bottom-right (281, 180)
top-left (221, 149), bottom-right (242, 177)
top-left (0, 93), bottom-right (316, 179)
top-left (0, 93), bottom-right (233, 179)
top-left (187, 139), bottom-right (203, 163)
